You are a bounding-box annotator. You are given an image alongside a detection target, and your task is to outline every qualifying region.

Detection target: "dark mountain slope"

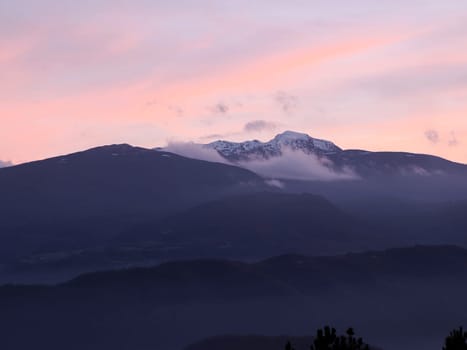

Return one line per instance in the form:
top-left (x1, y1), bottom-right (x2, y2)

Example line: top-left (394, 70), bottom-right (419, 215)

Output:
top-left (327, 150), bottom-right (467, 178)
top-left (0, 192), bottom-right (375, 284)
top-left (7, 192), bottom-right (467, 284)
top-left (0, 144), bottom-right (264, 261)
top-left (117, 192), bottom-right (374, 259)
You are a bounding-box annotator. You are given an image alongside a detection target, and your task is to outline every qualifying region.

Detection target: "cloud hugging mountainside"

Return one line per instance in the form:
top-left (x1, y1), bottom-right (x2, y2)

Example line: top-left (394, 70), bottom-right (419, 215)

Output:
top-left (166, 130), bottom-right (467, 181)
top-left (0, 160), bottom-right (12, 168)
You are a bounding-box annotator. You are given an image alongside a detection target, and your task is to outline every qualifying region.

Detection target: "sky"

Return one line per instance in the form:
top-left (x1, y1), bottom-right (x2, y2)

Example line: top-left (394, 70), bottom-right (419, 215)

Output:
top-left (1, 0), bottom-right (467, 164)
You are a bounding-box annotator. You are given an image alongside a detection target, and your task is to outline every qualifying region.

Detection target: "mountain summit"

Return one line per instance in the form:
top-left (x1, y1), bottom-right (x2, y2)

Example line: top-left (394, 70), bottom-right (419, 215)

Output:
top-left (207, 130), bottom-right (341, 161)
top-left (202, 130), bottom-right (467, 178)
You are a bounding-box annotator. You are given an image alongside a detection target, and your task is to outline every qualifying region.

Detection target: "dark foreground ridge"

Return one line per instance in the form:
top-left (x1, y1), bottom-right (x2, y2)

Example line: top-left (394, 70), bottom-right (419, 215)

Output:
top-left (1, 246), bottom-right (467, 350)
top-left (184, 335), bottom-right (315, 350)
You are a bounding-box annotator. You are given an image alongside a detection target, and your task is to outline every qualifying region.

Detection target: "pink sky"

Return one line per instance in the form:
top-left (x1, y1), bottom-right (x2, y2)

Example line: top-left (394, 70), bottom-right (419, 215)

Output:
top-left (1, 0), bottom-right (467, 164)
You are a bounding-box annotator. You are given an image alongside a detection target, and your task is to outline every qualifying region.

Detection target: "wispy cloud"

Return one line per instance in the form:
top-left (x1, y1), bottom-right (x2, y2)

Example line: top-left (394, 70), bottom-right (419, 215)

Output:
top-left (274, 91), bottom-right (298, 114)
top-left (168, 105), bottom-right (184, 117)
top-left (199, 133), bottom-right (226, 141)
top-left (425, 129), bottom-right (440, 144)
top-left (424, 129), bottom-right (461, 148)
top-left (164, 141), bottom-right (228, 163)
top-left (199, 120), bottom-right (278, 140)
top-left (264, 179), bottom-right (285, 188)
top-left (0, 160), bottom-right (12, 168)
top-left (351, 62), bottom-right (467, 98)
top-left (208, 102), bottom-right (229, 115)
top-left (244, 120), bottom-right (277, 133)
top-left (164, 141), bottom-right (358, 181)
top-left (238, 148), bottom-right (359, 181)
top-left (448, 131), bottom-right (459, 147)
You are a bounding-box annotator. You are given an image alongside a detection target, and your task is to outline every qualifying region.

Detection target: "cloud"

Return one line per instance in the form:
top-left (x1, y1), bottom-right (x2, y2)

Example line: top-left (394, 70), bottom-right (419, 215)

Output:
top-left (238, 148), bottom-right (359, 181)
top-left (274, 91), bottom-right (298, 113)
top-left (209, 102), bottom-right (229, 115)
top-left (145, 98), bottom-right (158, 107)
top-left (168, 105), bottom-right (184, 117)
top-left (244, 120), bottom-right (277, 133)
top-left (0, 160), bottom-right (12, 168)
top-left (448, 131), bottom-right (459, 147)
top-left (353, 62), bottom-right (467, 98)
top-left (165, 142), bottom-right (358, 182)
top-left (425, 129), bottom-right (440, 144)
top-left (164, 141), bottom-right (228, 163)
top-left (199, 133), bottom-right (225, 140)
top-left (265, 179), bottom-right (285, 188)
top-left (424, 129), bottom-right (460, 147)
top-left (408, 166), bottom-right (431, 176)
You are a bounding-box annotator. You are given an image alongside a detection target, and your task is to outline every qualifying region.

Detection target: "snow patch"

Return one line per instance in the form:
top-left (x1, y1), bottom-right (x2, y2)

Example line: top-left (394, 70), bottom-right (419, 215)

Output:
top-left (207, 130), bottom-right (341, 160)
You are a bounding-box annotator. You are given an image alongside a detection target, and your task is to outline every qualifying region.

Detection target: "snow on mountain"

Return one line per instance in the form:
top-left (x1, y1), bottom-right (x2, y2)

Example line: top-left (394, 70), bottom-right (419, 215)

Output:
top-left (162, 131), bottom-right (467, 179)
top-left (206, 130), bottom-right (341, 161)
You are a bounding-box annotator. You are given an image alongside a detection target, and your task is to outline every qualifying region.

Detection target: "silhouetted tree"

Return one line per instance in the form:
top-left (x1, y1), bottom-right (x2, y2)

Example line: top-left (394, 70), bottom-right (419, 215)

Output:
top-left (285, 326), bottom-right (369, 350)
top-left (443, 327), bottom-right (467, 350)
top-left (309, 326), bottom-right (369, 350)
top-left (285, 340), bottom-right (295, 350)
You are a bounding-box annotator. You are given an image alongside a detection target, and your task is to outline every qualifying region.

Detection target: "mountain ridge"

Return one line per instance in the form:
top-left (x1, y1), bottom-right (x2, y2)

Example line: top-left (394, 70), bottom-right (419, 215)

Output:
top-left (207, 130), bottom-right (342, 161)
top-left (199, 130), bottom-right (467, 178)
top-left (0, 144), bottom-right (265, 263)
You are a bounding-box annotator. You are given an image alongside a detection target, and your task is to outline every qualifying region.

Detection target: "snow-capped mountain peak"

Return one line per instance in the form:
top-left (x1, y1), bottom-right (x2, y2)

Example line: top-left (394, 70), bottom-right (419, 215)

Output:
top-left (206, 130), bottom-right (341, 161)
top-left (273, 130), bottom-right (310, 142)
top-left (272, 130), bottom-right (339, 152)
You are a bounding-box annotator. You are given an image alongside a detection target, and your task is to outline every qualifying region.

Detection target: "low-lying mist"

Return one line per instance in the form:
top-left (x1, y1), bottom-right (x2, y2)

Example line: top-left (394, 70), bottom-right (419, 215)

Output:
top-left (165, 142), bottom-right (359, 181)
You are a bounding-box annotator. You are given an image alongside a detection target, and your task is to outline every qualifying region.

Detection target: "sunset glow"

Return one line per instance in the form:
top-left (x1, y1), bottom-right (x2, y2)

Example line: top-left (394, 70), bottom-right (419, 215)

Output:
top-left (1, 1), bottom-right (467, 164)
